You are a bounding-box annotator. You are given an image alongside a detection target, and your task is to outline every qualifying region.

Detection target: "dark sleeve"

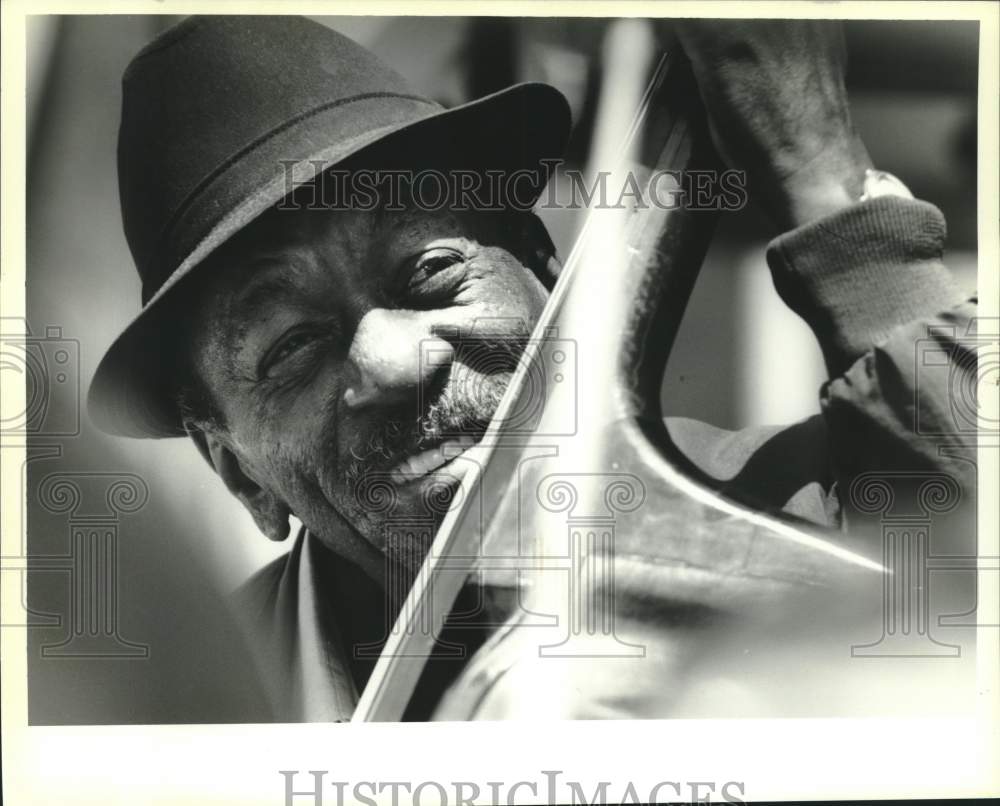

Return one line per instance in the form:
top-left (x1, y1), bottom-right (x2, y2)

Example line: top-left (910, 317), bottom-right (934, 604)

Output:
top-left (765, 196), bottom-right (979, 511)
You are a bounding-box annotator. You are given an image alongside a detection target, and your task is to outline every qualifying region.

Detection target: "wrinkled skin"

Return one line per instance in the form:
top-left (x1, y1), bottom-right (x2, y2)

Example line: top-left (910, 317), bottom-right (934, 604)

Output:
top-left (186, 206), bottom-right (550, 580)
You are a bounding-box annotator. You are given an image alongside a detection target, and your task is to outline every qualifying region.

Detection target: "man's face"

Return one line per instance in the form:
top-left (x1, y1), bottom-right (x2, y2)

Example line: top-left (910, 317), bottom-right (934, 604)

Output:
top-left (187, 203), bottom-right (549, 567)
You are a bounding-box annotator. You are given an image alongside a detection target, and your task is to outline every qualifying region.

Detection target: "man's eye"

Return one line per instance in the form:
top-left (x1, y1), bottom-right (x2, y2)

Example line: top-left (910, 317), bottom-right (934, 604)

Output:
top-left (262, 330), bottom-right (321, 378)
top-left (407, 248), bottom-right (464, 292)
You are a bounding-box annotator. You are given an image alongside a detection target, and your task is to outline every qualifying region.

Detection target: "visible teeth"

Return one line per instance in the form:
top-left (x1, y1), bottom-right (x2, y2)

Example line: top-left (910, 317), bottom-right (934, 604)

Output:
top-left (389, 436), bottom-right (477, 484)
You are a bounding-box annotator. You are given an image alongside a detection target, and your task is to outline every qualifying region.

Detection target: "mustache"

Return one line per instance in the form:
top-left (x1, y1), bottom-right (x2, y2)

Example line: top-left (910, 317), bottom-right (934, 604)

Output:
top-left (344, 336), bottom-right (528, 486)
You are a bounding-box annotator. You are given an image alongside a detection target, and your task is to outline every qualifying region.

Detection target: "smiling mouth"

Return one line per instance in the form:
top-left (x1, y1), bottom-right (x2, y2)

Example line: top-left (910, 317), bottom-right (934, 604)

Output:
top-left (388, 435), bottom-right (479, 485)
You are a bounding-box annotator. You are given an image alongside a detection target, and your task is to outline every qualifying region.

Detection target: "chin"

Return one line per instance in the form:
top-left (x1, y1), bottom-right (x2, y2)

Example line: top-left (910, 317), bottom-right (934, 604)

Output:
top-left (348, 458), bottom-right (472, 566)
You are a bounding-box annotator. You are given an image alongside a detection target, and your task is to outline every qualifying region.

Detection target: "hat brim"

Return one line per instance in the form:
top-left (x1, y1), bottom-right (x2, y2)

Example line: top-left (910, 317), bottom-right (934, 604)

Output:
top-left (88, 82), bottom-right (571, 438)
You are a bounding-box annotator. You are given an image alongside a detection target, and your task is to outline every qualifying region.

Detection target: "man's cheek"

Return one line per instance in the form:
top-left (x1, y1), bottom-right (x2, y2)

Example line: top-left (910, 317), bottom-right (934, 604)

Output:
top-left (467, 251), bottom-right (543, 319)
top-left (265, 440), bottom-right (334, 517)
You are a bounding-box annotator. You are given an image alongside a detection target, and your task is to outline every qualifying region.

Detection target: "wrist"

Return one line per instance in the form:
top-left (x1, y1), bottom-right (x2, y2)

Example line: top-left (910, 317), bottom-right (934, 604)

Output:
top-left (769, 138), bottom-right (873, 230)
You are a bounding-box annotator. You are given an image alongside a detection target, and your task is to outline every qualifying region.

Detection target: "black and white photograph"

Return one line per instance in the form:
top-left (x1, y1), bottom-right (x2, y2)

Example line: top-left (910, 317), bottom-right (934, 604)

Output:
top-left (2, 2), bottom-right (998, 803)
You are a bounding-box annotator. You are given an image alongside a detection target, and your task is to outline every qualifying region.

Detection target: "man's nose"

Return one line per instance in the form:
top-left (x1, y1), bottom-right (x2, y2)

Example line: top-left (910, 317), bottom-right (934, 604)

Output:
top-left (342, 308), bottom-right (454, 410)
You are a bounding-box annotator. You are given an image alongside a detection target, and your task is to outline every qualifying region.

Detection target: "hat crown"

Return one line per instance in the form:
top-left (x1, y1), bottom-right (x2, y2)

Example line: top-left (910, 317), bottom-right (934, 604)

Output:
top-left (118, 15), bottom-right (421, 296)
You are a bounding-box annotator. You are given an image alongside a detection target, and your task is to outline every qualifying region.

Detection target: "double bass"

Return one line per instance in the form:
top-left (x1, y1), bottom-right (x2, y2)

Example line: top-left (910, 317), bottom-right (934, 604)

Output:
top-left (353, 22), bottom-right (890, 722)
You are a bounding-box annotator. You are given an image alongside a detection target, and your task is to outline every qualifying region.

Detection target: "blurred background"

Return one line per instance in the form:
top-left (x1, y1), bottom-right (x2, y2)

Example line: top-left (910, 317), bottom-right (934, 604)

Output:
top-left (19, 15), bottom-right (978, 723)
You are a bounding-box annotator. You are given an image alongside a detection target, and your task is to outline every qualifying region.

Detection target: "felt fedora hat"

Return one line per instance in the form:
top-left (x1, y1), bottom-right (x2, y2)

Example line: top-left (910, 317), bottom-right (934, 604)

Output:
top-left (88, 15), bottom-right (570, 438)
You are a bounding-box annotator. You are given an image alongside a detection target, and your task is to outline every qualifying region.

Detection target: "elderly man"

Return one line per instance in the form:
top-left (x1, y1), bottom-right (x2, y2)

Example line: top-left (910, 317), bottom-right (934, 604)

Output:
top-left (88, 16), bottom-right (977, 720)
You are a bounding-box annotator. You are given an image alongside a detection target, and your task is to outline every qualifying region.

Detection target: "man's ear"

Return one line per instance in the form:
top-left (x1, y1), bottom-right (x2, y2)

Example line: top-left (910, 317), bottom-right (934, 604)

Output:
top-left (190, 429), bottom-right (291, 542)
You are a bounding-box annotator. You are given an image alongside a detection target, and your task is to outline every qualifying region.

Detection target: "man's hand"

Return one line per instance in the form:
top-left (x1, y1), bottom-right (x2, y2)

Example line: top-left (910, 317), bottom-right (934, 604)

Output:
top-left (672, 20), bottom-right (873, 230)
